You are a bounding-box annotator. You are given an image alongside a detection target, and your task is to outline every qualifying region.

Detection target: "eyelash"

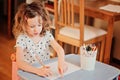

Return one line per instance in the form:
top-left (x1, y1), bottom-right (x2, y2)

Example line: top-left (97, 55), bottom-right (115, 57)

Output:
top-left (30, 26), bottom-right (35, 28)
top-left (38, 24), bottom-right (42, 27)
top-left (30, 24), bottom-right (42, 28)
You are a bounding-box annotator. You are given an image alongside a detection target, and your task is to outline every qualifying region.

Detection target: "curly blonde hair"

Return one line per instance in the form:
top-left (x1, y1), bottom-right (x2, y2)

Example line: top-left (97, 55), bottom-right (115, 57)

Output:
top-left (12, 1), bottom-right (50, 38)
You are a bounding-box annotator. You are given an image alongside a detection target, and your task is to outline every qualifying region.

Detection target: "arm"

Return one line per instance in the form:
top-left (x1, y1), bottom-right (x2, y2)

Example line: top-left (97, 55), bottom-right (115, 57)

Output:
top-left (16, 47), bottom-right (52, 77)
top-left (50, 40), bottom-right (65, 63)
top-left (50, 39), bottom-right (67, 76)
top-left (16, 47), bottom-right (38, 74)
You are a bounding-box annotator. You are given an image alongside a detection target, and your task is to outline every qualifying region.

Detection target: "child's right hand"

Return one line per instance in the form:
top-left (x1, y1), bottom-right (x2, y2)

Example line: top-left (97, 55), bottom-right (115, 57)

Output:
top-left (36, 66), bottom-right (53, 77)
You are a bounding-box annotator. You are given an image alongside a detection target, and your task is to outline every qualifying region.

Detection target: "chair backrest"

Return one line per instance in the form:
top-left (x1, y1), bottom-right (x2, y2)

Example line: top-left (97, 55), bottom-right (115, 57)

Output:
top-left (54, 0), bottom-right (85, 47)
top-left (11, 53), bottom-right (20, 80)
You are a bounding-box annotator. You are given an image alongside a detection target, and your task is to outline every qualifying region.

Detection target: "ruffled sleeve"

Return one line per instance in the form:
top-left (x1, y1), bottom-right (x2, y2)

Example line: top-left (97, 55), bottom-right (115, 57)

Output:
top-left (45, 31), bottom-right (54, 45)
top-left (15, 35), bottom-right (26, 49)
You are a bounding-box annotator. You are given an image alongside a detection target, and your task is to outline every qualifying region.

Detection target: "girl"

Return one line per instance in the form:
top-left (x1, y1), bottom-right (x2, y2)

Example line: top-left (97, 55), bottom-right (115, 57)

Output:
top-left (13, 1), bottom-right (67, 78)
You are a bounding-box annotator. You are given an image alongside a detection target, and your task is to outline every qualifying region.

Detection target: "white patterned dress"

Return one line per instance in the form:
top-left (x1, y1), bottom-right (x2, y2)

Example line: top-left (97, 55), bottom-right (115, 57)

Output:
top-left (15, 31), bottom-right (54, 64)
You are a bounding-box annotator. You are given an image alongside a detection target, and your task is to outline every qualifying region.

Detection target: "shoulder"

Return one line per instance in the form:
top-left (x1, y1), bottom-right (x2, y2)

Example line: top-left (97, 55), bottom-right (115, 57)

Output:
top-left (45, 31), bottom-right (54, 39)
top-left (15, 34), bottom-right (28, 49)
top-left (45, 31), bottom-right (52, 35)
top-left (45, 31), bottom-right (53, 37)
top-left (16, 34), bottom-right (28, 42)
top-left (43, 31), bottom-right (54, 45)
top-left (17, 34), bottom-right (27, 39)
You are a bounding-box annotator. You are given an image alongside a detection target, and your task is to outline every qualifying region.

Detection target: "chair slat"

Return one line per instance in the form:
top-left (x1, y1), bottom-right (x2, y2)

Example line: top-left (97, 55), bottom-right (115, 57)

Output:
top-left (67, 0), bottom-right (70, 26)
top-left (71, 0), bottom-right (74, 28)
top-left (54, 0), bottom-right (106, 62)
top-left (64, 0), bottom-right (67, 25)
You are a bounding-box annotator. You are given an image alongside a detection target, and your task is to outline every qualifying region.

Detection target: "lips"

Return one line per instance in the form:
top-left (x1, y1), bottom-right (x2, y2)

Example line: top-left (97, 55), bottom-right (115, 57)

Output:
top-left (34, 33), bottom-right (38, 35)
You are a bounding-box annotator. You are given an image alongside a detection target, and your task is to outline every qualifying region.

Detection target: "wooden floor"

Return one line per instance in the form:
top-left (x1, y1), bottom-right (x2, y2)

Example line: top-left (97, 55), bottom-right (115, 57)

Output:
top-left (0, 33), bottom-right (16, 80)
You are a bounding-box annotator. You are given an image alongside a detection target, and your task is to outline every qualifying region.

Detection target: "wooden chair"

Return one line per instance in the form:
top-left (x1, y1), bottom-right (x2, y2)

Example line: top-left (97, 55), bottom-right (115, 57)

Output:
top-left (11, 53), bottom-right (20, 80)
top-left (54, 0), bottom-right (107, 62)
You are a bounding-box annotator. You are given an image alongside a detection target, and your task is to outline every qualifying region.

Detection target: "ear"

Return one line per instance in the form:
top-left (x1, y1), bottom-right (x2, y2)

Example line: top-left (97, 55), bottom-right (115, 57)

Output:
top-left (24, 16), bottom-right (28, 21)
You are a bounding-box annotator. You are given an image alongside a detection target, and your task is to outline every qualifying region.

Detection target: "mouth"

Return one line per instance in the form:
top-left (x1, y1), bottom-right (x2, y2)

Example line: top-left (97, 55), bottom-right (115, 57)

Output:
top-left (34, 33), bottom-right (38, 35)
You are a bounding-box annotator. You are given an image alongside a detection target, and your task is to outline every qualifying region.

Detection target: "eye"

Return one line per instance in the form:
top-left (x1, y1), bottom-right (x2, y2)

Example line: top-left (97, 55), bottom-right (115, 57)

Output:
top-left (38, 24), bottom-right (42, 27)
top-left (30, 25), bottom-right (35, 28)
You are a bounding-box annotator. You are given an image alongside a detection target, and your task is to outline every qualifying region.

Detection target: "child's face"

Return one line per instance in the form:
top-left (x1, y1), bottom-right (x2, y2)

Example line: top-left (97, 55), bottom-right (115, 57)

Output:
top-left (25, 16), bottom-right (43, 37)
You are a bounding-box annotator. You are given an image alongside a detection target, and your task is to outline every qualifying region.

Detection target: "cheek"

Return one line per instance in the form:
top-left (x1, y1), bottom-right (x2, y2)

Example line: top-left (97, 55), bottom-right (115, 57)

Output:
top-left (26, 28), bottom-right (34, 33)
top-left (38, 27), bottom-right (42, 32)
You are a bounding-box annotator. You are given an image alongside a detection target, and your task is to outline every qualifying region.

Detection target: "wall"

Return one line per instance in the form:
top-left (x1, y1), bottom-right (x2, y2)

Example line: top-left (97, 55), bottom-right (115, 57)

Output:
top-left (94, 18), bottom-right (120, 60)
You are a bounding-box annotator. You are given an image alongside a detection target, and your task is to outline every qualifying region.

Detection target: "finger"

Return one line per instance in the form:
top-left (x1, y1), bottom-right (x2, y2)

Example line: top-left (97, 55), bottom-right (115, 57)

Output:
top-left (50, 70), bottom-right (53, 76)
top-left (41, 74), bottom-right (47, 77)
top-left (44, 73), bottom-right (49, 77)
top-left (44, 71), bottom-right (50, 77)
top-left (58, 68), bottom-right (63, 77)
top-left (47, 69), bottom-right (53, 76)
top-left (48, 71), bottom-right (53, 76)
top-left (44, 66), bottom-right (50, 69)
top-left (63, 63), bottom-right (68, 73)
top-left (64, 66), bottom-right (68, 73)
top-left (45, 68), bottom-right (53, 76)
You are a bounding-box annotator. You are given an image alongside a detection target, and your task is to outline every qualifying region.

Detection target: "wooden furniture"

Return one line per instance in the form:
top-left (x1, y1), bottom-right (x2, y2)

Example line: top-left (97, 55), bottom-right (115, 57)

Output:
top-left (10, 53), bottom-right (20, 80)
top-left (8, 0), bottom-right (120, 63)
top-left (8, 0), bottom-right (11, 38)
top-left (8, 0), bottom-right (25, 38)
top-left (18, 54), bottom-right (120, 80)
top-left (54, 0), bottom-right (107, 62)
top-left (84, 0), bottom-right (120, 63)
top-left (46, 0), bottom-right (120, 63)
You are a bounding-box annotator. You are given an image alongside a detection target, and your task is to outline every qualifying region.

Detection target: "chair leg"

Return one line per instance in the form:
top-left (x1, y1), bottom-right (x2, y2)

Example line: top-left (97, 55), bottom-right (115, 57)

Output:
top-left (71, 46), bottom-right (79, 54)
top-left (99, 39), bottom-right (105, 62)
top-left (71, 46), bottom-right (75, 53)
top-left (77, 47), bottom-right (80, 54)
top-left (12, 62), bottom-right (20, 80)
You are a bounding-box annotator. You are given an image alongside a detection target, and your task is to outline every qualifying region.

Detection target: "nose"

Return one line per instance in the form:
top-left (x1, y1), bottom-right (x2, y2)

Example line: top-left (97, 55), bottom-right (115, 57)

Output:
top-left (34, 27), bottom-right (38, 32)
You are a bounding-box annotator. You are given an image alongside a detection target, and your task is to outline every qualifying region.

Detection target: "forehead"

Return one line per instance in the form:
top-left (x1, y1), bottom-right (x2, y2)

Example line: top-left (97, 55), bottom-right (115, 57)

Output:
top-left (27, 16), bottom-right (42, 25)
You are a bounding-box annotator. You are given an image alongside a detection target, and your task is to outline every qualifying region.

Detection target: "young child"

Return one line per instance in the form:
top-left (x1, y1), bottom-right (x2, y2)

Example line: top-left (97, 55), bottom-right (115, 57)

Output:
top-left (13, 1), bottom-right (67, 78)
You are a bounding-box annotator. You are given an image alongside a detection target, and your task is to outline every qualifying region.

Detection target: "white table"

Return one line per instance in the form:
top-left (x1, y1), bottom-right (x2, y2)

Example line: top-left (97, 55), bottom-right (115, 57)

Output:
top-left (18, 54), bottom-right (120, 80)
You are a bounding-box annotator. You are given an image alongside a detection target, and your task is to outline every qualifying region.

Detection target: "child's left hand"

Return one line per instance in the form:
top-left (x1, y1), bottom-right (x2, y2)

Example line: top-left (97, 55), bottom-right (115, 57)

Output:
top-left (58, 61), bottom-right (68, 77)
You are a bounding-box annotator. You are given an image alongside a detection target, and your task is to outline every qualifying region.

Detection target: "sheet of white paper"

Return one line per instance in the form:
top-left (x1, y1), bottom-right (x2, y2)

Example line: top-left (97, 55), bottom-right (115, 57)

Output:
top-left (110, 0), bottom-right (120, 2)
top-left (45, 61), bottom-right (80, 80)
top-left (99, 4), bottom-right (120, 13)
